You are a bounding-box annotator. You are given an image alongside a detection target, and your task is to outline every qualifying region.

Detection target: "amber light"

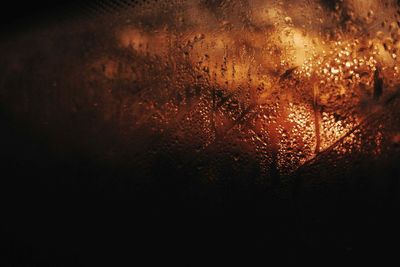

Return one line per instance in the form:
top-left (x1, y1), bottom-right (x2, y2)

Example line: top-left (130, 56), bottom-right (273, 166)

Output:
top-left (1, 0), bottom-right (400, 184)
top-left (87, 0), bottom-right (396, 176)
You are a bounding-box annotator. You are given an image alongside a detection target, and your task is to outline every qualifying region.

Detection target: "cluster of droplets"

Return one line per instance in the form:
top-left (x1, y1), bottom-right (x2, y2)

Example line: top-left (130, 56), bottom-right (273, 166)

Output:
top-left (298, 40), bottom-right (378, 85)
top-left (286, 103), bottom-right (315, 153)
top-left (320, 112), bottom-right (359, 151)
top-left (276, 103), bottom-right (316, 173)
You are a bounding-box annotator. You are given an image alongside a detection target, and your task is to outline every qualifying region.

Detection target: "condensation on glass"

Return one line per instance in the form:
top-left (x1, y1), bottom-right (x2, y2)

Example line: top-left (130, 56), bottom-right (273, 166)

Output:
top-left (1, 0), bottom-right (400, 194)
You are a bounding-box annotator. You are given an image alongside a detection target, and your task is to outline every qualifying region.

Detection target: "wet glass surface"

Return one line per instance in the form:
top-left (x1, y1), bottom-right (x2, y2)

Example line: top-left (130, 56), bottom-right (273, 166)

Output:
top-left (1, 1), bottom-right (400, 264)
top-left (1, 0), bottom-right (400, 194)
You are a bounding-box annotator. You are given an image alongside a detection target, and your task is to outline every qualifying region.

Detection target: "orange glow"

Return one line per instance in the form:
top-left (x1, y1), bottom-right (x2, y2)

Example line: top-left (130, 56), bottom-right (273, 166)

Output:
top-left (88, 0), bottom-right (400, 174)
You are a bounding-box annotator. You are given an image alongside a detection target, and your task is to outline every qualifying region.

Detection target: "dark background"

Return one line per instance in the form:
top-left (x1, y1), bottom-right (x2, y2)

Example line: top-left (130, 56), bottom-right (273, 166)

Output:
top-left (0, 1), bottom-right (80, 32)
top-left (0, 0), bottom-right (399, 266)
